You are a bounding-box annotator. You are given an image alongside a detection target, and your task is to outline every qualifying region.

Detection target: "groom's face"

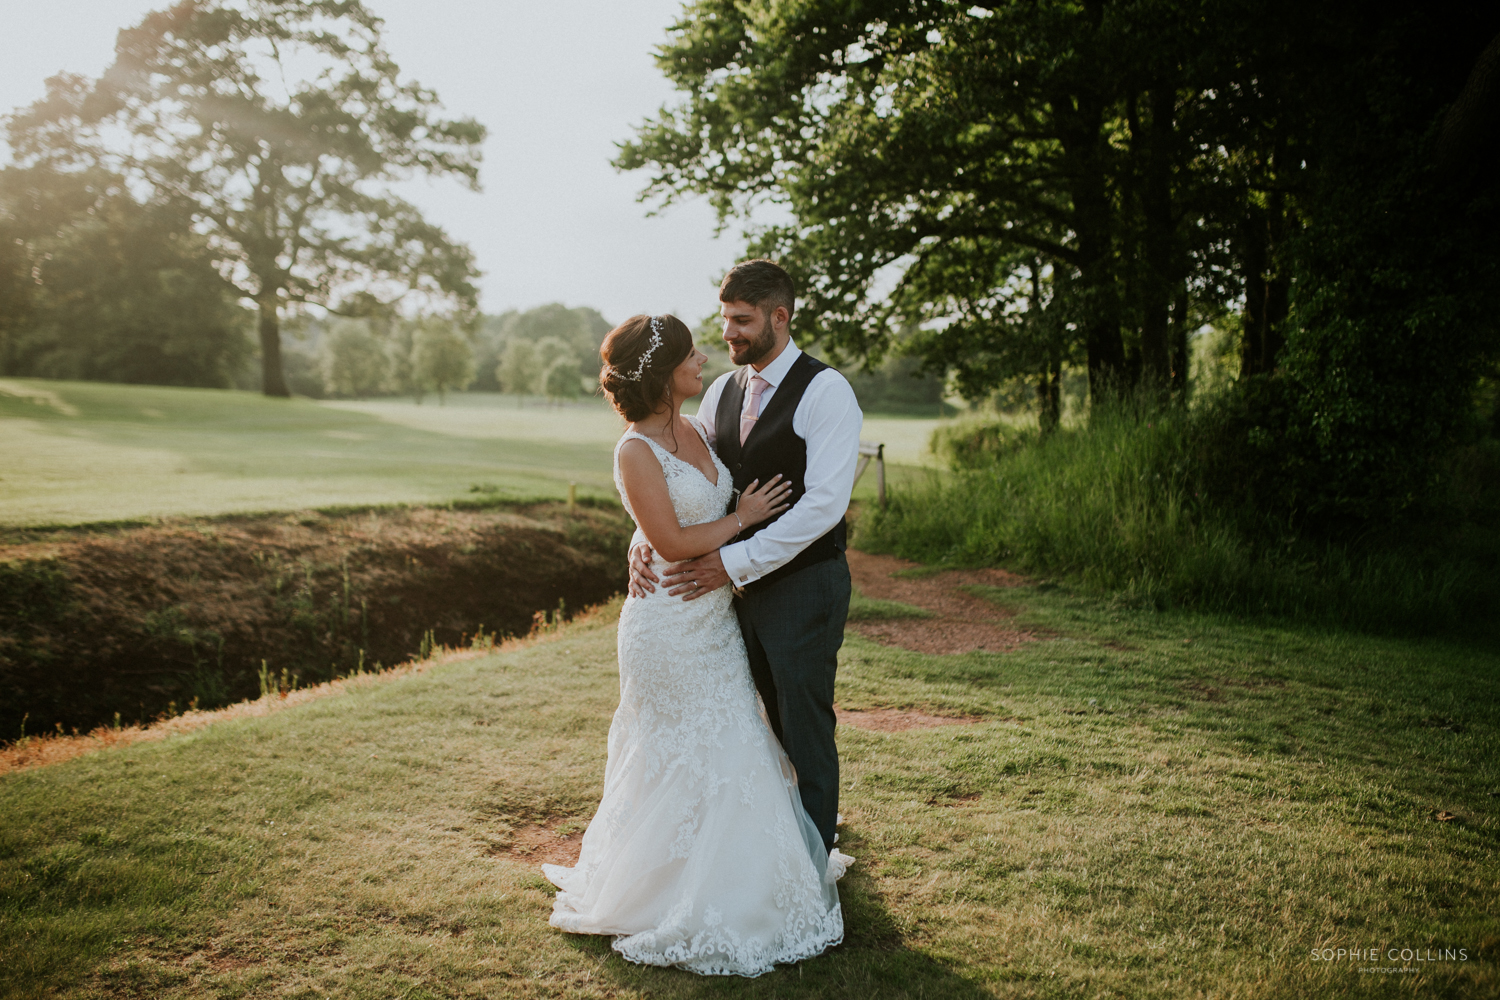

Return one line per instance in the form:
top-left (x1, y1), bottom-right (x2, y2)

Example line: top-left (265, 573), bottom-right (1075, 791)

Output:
top-left (720, 300), bottom-right (778, 367)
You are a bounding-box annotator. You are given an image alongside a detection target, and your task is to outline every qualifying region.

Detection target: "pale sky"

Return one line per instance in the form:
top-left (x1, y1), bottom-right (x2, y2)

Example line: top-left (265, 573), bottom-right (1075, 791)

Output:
top-left (0, 0), bottom-right (751, 326)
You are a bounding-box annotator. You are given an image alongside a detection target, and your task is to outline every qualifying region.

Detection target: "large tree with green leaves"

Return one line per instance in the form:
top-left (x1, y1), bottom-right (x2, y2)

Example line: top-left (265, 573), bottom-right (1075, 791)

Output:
top-left (6, 0), bottom-right (484, 397)
top-left (617, 1), bottom-right (1339, 405)
top-left (618, 1), bottom-right (1220, 401)
top-left (0, 163), bottom-right (249, 386)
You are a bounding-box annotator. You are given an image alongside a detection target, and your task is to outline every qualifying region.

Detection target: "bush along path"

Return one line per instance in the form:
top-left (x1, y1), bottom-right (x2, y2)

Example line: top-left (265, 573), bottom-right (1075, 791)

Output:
top-left (0, 501), bottom-right (632, 738)
top-left (1, 565), bottom-right (1495, 999)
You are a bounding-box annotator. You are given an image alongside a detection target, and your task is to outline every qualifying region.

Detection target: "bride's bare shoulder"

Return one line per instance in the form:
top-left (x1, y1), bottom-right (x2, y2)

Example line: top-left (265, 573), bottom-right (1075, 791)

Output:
top-left (617, 434), bottom-right (662, 468)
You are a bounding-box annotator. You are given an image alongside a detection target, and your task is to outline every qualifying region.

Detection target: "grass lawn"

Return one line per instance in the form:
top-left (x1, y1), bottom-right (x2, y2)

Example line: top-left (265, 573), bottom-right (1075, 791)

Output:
top-left (2, 581), bottom-right (1494, 998)
top-left (0, 379), bottom-right (938, 527)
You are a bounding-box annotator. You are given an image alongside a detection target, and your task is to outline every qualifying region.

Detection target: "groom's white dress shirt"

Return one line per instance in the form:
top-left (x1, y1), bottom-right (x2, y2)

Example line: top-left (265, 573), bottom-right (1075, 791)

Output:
top-left (695, 343), bottom-right (863, 586)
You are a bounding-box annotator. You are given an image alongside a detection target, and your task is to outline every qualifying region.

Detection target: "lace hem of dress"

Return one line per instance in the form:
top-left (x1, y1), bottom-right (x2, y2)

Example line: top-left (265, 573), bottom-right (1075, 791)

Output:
top-left (547, 849), bottom-right (855, 978)
top-left (609, 899), bottom-right (845, 978)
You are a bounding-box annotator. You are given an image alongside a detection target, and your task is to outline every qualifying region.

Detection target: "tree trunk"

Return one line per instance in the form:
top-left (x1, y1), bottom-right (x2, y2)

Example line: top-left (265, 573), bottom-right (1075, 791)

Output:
top-left (1070, 0), bottom-right (1126, 407)
top-left (1170, 285), bottom-right (1190, 402)
top-left (1238, 208), bottom-right (1269, 378)
top-left (1262, 186), bottom-right (1290, 369)
top-left (1032, 261), bottom-right (1062, 435)
top-left (1064, 103), bottom-right (1126, 406)
top-left (1038, 358), bottom-right (1062, 435)
top-left (1138, 85), bottom-right (1176, 401)
top-left (1263, 268), bottom-right (1289, 370)
top-left (258, 291), bottom-right (289, 398)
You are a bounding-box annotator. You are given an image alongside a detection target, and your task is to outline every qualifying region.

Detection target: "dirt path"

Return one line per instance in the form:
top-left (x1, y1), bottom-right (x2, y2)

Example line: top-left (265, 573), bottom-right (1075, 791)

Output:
top-left (844, 549), bottom-right (1037, 656)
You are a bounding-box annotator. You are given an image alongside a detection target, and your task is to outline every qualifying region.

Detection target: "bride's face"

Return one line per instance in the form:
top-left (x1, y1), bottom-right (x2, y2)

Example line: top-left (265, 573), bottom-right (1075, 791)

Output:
top-left (670, 346), bottom-right (709, 403)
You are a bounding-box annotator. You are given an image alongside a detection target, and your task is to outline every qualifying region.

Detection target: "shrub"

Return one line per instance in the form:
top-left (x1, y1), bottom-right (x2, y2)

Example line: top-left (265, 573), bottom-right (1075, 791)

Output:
top-left (930, 420), bottom-right (1037, 470)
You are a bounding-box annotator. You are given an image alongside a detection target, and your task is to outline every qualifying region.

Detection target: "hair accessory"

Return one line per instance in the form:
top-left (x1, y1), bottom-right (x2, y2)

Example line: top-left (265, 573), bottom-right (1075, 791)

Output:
top-left (613, 316), bottom-right (664, 382)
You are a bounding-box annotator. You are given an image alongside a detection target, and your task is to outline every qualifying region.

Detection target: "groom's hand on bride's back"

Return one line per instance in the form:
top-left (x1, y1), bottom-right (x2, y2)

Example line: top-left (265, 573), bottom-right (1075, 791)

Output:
top-left (630, 543), bottom-right (729, 601)
top-left (662, 551), bottom-right (730, 601)
top-left (628, 542), bottom-right (659, 597)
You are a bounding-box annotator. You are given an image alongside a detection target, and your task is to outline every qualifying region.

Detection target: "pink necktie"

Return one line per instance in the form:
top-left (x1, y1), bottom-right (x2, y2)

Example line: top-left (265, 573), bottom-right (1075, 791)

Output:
top-left (739, 374), bottom-right (768, 446)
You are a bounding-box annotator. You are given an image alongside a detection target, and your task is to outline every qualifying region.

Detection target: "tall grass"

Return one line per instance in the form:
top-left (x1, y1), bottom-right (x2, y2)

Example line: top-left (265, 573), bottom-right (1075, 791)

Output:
top-left (855, 409), bottom-right (1499, 633)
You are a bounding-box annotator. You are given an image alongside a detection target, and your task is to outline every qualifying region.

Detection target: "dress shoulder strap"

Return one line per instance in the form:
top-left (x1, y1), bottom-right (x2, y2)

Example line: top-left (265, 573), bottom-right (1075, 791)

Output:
top-left (684, 414), bottom-right (712, 449)
top-left (616, 429), bottom-right (663, 458)
top-left (616, 429), bottom-right (681, 475)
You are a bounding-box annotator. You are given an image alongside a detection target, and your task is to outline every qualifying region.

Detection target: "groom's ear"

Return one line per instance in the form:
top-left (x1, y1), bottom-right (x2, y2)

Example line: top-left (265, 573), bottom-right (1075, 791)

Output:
top-left (771, 305), bottom-right (790, 332)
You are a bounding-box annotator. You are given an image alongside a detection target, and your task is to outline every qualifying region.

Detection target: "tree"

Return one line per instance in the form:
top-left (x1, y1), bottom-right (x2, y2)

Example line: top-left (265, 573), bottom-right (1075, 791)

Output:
top-left (320, 318), bottom-right (389, 398)
top-left (471, 304), bottom-right (612, 392)
top-left (411, 319), bottom-right (474, 403)
top-left (541, 356), bottom-right (583, 401)
top-left (616, 2), bottom-right (1304, 407)
top-left (6, 1), bottom-right (484, 398)
top-left (496, 339), bottom-right (541, 395)
top-left (533, 335), bottom-right (580, 402)
top-left (622, 0), bottom-right (1500, 531)
top-left (618, 2), bottom-right (1140, 400)
top-left (0, 163), bottom-right (249, 386)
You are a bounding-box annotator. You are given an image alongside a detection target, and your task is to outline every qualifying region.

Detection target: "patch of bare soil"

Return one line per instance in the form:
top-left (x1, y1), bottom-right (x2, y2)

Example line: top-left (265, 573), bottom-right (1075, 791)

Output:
top-left (501, 817), bottom-right (585, 868)
top-left (846, 549), bottom-right (1038, 655)
top-left (835, 707), bottom-right (983, 732)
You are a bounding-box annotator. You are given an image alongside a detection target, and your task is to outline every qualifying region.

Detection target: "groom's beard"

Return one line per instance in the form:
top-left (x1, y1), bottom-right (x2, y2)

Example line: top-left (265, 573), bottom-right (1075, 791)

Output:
top-left (727, 312), bottom-right (776, 366)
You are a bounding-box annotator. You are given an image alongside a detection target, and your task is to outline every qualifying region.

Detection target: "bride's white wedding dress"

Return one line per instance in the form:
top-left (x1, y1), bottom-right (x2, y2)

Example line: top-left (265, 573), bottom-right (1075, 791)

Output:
top-left (543, 417), bottom-right (850, 977)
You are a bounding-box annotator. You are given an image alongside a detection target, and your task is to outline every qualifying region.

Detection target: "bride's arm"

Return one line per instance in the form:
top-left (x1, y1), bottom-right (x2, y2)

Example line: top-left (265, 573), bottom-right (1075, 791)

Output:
top-left (617, 438), bottom-right (791, 563)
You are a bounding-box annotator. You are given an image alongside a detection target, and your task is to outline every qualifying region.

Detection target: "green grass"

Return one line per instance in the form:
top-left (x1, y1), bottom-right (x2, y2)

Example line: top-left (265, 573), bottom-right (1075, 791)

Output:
top-left (0, 378), bottom-right (937, 526)
top-left (846, 588), bottom-right (933, 621)
top-left (859, 410), bottom-right (1500, 635)
top-left (2, 586), bottom-right (1495, 998)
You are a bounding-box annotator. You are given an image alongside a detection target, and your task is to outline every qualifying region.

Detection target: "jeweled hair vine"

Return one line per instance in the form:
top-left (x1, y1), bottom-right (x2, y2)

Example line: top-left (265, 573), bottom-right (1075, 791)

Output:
top-left (598, 314), bottom-right (694, 423)
top-left (603, 316), bottom-right (665, 382)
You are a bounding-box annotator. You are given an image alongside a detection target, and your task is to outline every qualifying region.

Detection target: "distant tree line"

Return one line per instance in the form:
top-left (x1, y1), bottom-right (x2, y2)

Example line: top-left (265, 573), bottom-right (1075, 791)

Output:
top-left (2, 0), bottom-right (482, 398)
top-left (480, 304), bottom-right (612, 399)
top-left (622, 0), bottom-right (1500, 528)
top-left (284, 303), bottom-right (611, 403)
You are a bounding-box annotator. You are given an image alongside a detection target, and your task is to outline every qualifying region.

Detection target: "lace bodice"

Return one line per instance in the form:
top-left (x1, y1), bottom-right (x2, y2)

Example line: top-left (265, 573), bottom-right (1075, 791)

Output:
top-left (612, 417), bottom-right (734, 538)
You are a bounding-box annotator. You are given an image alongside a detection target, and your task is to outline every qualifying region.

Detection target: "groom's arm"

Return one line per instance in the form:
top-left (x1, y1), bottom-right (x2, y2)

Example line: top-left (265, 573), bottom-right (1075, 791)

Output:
top-left (718, 370), bottom-right (862, 586)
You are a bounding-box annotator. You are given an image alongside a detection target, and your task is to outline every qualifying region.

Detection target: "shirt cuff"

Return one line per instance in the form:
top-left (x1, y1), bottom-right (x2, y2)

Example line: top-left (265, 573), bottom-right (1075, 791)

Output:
top-left (720, 540), bottom-right (759, 586)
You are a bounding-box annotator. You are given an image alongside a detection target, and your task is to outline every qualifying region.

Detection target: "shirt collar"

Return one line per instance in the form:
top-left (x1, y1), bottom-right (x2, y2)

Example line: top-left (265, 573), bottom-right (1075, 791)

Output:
top-left (753, 341), bottom-right (801, 388)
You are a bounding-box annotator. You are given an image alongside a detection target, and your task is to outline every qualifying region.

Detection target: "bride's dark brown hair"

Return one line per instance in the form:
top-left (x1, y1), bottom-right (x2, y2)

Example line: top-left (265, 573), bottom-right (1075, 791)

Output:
top-left (599, 314), bottom-right (694, 422)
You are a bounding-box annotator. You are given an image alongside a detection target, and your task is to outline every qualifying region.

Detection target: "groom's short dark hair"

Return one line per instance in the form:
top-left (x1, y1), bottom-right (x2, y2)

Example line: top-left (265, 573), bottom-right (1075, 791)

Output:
top-left (720, 259), bottom-right (795, 323)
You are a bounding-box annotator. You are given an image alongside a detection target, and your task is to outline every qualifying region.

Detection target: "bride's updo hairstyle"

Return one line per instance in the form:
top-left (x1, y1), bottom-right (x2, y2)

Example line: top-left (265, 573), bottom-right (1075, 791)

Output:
top-left (599, 314), bottom-right (694, 422)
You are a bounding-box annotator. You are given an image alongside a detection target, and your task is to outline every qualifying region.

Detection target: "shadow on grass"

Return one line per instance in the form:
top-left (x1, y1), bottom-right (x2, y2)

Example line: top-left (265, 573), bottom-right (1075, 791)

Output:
top-left (557, 863), bottom-right (994, 999)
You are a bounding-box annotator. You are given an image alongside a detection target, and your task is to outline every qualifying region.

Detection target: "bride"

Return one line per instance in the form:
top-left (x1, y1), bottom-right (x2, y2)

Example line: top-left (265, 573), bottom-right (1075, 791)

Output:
top-left (542, 314), bottom-right (851, 977)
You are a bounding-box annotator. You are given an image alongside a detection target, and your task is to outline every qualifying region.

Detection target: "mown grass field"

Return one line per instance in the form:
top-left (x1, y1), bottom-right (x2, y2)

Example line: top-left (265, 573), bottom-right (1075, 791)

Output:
top-left (2, 581), bottom-right (1495, 998)
top-left (0, 379), bottom-right (938, 527)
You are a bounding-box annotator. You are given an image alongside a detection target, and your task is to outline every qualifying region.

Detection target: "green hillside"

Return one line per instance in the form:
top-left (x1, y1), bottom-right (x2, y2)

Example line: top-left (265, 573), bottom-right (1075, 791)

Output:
top-left (0, 379), bottom-right (937, 527)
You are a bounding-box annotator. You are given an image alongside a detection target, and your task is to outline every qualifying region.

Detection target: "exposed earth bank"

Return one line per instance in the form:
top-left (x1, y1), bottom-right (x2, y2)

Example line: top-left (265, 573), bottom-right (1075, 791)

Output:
top-left (0, 502), bottom-right (632, 736)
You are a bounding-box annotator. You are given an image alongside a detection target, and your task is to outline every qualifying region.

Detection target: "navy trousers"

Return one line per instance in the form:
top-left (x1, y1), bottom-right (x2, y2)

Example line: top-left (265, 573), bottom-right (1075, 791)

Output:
top-left (733, 551), bottom-right (851, 851)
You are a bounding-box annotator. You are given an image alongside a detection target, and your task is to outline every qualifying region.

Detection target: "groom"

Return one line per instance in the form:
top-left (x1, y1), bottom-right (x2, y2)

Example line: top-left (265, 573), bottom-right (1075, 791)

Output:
top-left (629, 259), bottom-right (862, 852)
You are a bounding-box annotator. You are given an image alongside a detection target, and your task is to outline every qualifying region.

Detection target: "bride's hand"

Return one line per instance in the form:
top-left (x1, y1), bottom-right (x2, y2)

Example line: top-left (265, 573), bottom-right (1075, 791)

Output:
top-left (735, 475), bottom-right (794, 528)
